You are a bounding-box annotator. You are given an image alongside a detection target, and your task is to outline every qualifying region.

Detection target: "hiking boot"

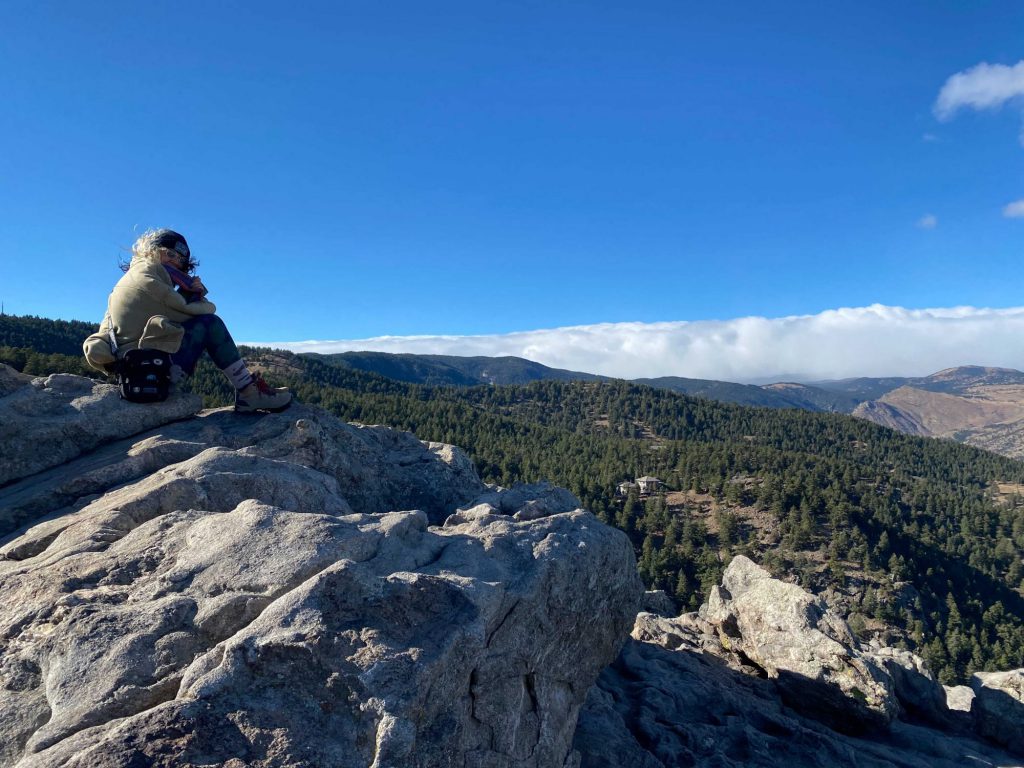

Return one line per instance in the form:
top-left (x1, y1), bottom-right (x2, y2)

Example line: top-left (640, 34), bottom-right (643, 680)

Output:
top-left (234, 373), bottom-right (292, 413)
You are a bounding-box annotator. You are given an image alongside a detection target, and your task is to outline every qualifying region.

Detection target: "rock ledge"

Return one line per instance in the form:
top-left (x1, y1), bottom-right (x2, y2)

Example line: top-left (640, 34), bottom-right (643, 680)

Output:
top-left (0, 371), bottom-right (642, 768)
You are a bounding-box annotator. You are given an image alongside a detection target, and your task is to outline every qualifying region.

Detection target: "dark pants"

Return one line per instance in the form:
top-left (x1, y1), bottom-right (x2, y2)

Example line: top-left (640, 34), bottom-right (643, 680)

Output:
top-left (171, 314), bottom-right (242, 374)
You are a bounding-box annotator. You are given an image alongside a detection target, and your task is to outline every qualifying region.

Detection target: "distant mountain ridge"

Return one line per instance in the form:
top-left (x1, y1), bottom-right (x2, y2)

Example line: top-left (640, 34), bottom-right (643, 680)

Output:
top-left (309, 352), bottom-right (1024, 459)
top-left (631, 377), bottom-right (856, 412)
top-left (312, 351), bottom-right (863, 412)
top-left (813, 366), bottom-right (1024, 400)
top-left (308, 351), bottom-right (606, 387)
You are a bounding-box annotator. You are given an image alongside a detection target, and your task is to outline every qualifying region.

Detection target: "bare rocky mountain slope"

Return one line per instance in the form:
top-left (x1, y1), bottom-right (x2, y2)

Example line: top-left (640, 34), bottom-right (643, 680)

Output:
top-left (2, 366), bottom-right (1024, 767)
top-left (852, 367), bottom-right (1024, 459)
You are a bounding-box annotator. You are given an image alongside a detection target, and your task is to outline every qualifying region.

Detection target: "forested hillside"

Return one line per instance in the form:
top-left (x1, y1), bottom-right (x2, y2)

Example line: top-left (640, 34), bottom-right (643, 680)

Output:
top-left (5, 314), bottom-right (1024, 684)
top-left (0, 313), bottom-right (99, 376)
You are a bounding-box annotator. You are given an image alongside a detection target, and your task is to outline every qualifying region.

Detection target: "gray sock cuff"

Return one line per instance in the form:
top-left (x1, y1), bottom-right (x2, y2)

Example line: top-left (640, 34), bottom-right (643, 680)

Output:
top-left (223, 359), bottom-right (254, 390)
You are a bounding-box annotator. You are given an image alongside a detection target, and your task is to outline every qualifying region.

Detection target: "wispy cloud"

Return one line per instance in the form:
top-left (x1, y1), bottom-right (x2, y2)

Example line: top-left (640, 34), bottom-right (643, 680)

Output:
top-left (934, 60), bottom-right (1024, 120)
top-left (934, 60), bottom-right (1024, 145)
top-left (917, 214), bottom-right (937, 229)
top-left (248, 305), bottom-right (1024, 383)
top-left (1003, 200), bottom-right (1024, 218)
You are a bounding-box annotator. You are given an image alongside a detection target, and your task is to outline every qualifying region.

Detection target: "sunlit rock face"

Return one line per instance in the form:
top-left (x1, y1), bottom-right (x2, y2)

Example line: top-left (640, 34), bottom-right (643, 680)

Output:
top-left (576, 556), bottom-right (1024, 768)
top-left (971, 669), bottom-right (1024, 756)
top-left (0, 371), bottom-right (641, 768)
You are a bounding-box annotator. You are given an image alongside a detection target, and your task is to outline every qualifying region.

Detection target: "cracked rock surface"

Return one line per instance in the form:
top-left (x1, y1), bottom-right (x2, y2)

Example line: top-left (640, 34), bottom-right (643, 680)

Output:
top-left (0, 372), bottom-right (642, 768)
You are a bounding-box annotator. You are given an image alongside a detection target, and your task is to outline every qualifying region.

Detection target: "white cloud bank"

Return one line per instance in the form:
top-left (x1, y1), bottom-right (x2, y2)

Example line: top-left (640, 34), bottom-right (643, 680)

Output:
top-left (917, 214), bottom-right (937, 229)
top-left (934, 60), bottom-right (1024, 143)
top-left (249, 305), bottom-right (1024, 383)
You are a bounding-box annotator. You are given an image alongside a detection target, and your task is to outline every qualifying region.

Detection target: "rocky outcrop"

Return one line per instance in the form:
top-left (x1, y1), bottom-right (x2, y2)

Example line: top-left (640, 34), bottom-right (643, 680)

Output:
top-left (971, 670), bottom-right (1024, 755)
top-left (700, 555), bottom-right (897, 732)
top-left (0, 365), bottom-right (32, 398)
top-left (0, 372), bottom-right (642, 768)
top-left (465, 480), bottom-right (581, 522)
top-left (0, 388), bottom-right (490, 540)
top-left (640, 589), bottom-right (677, 618)
top-left (943, 684), bottom-right (975, 712)
top-left (576, 557), bottom-right (1023, 767)
top-left (865, 643), bottom-right (959, 728)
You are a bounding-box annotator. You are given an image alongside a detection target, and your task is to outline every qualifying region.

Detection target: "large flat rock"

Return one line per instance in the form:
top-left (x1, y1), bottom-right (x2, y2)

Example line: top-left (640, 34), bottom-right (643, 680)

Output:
top-left (0, 387), bottom-right (642, 767)
top-left (1, 396), bottom-right (486, 541)
top-left (0, 370), bottom-right (202, 488)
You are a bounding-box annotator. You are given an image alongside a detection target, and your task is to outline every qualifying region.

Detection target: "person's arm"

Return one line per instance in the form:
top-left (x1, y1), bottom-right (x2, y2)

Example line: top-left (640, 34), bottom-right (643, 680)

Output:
top-left (134, 267), bottom-right (217, 316)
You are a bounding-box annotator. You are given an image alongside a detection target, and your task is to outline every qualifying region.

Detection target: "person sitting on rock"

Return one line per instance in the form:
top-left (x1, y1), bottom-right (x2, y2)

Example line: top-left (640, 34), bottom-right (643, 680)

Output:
top-left (83, 228), bottom-right (292, 413)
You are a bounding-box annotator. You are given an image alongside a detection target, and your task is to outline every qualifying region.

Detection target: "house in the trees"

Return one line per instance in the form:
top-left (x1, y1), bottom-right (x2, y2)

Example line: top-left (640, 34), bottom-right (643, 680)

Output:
top-left (616, 481), bottom-right (639, 497)
top-left (637, 476), bottom-right (662, 495)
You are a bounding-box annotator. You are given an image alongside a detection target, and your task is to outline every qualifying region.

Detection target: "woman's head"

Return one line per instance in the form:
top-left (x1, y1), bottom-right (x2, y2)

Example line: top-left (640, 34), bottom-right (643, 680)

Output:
top-left (127, 228), bottom-right (197, 273)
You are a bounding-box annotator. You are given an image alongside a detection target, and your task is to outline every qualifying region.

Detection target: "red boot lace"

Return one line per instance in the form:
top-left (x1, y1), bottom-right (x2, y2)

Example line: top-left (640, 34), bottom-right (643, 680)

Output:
top-left (251, 373), bottom-right (274, 394)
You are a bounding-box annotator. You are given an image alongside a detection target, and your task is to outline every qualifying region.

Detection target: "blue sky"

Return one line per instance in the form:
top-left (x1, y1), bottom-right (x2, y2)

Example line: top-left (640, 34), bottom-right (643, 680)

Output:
top-left (2, 1), bottom-right (1023, 376)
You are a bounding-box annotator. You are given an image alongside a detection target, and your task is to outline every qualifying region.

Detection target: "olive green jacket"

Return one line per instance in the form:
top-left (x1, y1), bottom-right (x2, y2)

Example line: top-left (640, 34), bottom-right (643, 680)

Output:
top-left (82, 253), bottom-right (216, 372)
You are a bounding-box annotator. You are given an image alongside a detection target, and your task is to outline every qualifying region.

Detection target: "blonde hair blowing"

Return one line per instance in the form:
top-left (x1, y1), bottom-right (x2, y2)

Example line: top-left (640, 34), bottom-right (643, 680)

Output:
top-left (132, 228), bottom-right (170, 262)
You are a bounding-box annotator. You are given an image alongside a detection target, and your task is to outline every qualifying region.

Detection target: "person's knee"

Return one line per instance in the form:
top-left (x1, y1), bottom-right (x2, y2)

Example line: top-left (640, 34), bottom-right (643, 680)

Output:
top-left (188, 324), bottom-right (208, 345)
top-left (197, 313), bottom-right (224, 335)
top-left (206, 315), bottom-right (234, 345)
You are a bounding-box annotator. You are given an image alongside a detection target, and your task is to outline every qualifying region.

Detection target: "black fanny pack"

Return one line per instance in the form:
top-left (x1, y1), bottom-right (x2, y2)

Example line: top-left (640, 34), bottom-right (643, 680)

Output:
top-left (116, 348), bottom-right (172, 403)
